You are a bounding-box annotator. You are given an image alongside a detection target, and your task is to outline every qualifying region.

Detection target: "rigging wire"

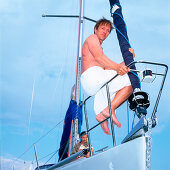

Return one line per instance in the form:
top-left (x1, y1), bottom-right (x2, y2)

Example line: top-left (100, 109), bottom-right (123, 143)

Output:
top-left (126, 101), bottom-right (130, 134)
top-left (26, 77), bottom-right (36, 156)
top-left (132, 111), bottom-right (136, 130)
top-left (14, 119), bottom-right (63, 162)
top-left (33, 150), bottom-right (57, 163)
top-left (14, 103), bottom-right (81, 163)
top-left (44, 150), bottom-right (58, 165)
top-left (14, 19), bottom-right (80, 166)
top-left (32, 133), bottom-right (74, 166)
top-left (13, 68), bottom-right (64, 163)
top-left (33, 129), bottom-right (75, 166)
top-left (34, 138), bottom-right (68, 165)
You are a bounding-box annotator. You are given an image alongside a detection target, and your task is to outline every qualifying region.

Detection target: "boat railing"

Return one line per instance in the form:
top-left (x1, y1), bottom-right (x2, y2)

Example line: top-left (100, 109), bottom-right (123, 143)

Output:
top-left (81, 60), bottom-right (168, 156)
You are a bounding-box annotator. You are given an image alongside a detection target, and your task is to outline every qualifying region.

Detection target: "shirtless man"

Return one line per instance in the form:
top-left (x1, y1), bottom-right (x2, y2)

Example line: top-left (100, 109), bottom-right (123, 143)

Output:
top-left (81, 18), bottom-right (134, 135)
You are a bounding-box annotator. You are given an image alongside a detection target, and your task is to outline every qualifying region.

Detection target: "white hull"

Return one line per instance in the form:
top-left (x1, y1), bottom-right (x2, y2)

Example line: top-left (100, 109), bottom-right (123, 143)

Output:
top-left (56, 136), bottom-right (146, 170)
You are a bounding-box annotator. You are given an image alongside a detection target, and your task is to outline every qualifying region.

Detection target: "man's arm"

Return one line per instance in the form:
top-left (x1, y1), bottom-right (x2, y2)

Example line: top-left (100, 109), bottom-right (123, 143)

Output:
top-left (87, 35), bottom-right (129, 75)
top-left (71, 143), bottom-right (80, 155)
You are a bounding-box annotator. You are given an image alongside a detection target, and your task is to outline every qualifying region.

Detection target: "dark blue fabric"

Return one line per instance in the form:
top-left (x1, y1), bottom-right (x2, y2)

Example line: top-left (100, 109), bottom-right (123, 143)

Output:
top-left (58, 99), bottom-right (83, 160)
top-left (109, 0), bottom-right (140, 90)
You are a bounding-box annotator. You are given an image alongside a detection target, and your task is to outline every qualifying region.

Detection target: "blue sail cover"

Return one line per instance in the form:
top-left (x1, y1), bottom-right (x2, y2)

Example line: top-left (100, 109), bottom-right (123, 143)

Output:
top-left (58, 99), bottom-right (83, 161)
top-left (109, 0), bottom-right (140, 90)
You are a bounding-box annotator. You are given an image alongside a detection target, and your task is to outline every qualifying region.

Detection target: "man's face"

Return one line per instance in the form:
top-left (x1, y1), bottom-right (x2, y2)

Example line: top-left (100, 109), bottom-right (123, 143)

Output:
top-left (95, 23), bottom-right (111, 44)
top-left (81, 134), bottom-right (88, 143)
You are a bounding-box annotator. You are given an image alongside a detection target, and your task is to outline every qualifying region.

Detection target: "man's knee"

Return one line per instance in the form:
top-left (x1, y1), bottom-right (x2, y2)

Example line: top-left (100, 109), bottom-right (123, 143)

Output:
top-left (125, 85), bottom-right (133, 92)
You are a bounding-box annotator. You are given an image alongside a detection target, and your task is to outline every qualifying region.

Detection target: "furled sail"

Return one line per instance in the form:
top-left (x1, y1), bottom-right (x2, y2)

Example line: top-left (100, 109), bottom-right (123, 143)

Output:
top-left (58, 100), bottom-right (82, 161)
top-left (109, 0), bottom-right (140, 91)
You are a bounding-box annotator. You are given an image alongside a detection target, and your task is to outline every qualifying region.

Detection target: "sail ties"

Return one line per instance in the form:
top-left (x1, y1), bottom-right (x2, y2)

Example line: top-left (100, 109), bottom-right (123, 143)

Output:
top-left (110, 3), bottom-right (120, 14)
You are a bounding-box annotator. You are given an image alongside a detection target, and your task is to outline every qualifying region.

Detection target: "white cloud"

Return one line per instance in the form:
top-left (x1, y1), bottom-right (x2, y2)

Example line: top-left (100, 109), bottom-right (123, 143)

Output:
top-left (0, 156), bottom-right (36, 170)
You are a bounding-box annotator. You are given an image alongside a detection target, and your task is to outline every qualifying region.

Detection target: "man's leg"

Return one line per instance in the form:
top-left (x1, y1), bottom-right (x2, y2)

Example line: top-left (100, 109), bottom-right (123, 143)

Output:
top-left (96, 114), bottom-right (111, 135)
top-left (98, 85), bottom-right (133, 128)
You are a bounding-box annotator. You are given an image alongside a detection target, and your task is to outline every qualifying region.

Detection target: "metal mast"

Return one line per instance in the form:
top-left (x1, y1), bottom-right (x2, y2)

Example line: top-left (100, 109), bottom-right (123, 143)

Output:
top-left (74, 0), bottom-right (84, 104)
top-left (42, 0), bottom-right (96, 156)
top-left (71, 0), bottom-right (84, 151)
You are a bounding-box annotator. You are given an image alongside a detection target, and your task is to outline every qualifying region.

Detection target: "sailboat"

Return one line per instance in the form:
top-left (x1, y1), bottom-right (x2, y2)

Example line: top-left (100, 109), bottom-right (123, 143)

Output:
top-left (35, 0), bottom-right (168, 170)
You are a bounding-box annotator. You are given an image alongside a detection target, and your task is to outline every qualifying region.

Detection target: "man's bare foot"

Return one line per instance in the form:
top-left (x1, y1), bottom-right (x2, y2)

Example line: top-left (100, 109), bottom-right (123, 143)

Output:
top-left (102, 109), bottom-right (121, 128)
top-left (96, 113), bottom-right (111, 135)
top-left (101, 121), bottom-right (111, 135)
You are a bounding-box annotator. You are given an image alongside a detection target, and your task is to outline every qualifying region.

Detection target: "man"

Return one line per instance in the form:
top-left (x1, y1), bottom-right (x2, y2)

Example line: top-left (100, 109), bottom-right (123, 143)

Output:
top-left (71, 131), bottom-right (93, 158)
top-left (81, 18), bottom-right (134, 135)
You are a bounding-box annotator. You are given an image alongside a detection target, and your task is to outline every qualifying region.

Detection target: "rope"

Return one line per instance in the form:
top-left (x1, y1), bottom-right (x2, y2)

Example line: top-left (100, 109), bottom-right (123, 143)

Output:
top-left (110, 3), bottom-right (132, 48)
top-left (113, 15), bottom-right (131, 48)
top-left (130, 71), bottom-right (141, 87)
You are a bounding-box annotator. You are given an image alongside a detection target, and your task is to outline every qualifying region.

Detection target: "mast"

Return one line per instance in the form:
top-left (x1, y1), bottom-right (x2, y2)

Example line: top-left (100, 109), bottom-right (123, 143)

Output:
top-left (74, 0), bottom-right (84, 103)
top-left (42, 0), bottom-right (95, 158)
top-left (71, 0), bottom-right (84, 151)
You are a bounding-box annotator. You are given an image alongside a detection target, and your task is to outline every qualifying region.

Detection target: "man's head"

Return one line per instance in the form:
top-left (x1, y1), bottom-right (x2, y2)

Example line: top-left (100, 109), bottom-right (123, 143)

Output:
top-left (94, 18), bottom-right (113, 34)
top-left (94, 18), bottom-right (113, 44)
top-left (80, 131), bottom-right (88, 143)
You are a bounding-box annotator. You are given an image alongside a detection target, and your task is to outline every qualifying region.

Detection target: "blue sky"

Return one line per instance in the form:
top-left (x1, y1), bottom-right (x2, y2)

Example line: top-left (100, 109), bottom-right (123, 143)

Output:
top-left (1, 0), bottom-right (170, 170)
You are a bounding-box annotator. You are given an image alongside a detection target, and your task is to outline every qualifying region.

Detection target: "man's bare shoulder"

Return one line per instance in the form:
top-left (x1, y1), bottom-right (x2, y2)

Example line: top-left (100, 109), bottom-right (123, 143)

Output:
top-left (86, 34), bottom-right (98, 42)
top-left (85, 34), bottom-right (100, 47)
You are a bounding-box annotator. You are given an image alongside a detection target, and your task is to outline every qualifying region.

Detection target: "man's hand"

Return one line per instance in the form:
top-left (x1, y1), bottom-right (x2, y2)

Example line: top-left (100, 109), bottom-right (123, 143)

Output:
top-left (116, 64), bottom-right (130, 75)
top-left (129, 48), bottom-right (135, 58)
